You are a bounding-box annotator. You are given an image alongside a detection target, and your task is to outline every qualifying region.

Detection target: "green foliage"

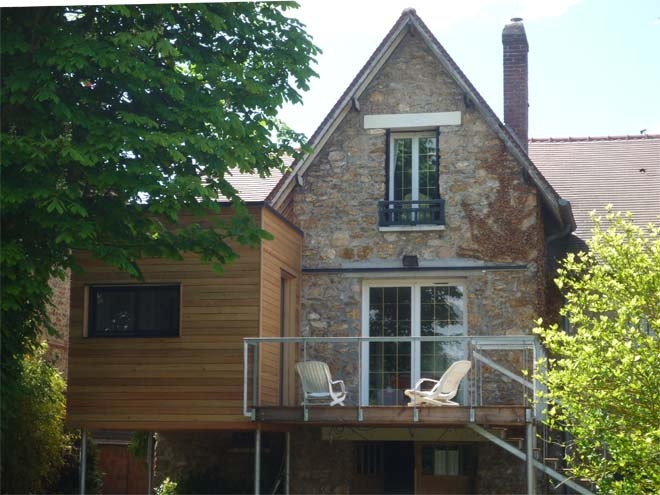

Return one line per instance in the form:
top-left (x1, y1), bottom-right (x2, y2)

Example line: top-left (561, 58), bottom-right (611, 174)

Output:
top-left (0, 344), bottom-right (68, 493)
top-left (0, 1), bottom-right (318, 440)
top-left (128, 431), bottom-right (150, 462)
top-left (47, 432), bottom-right (104, 494)
top-left (155, 477), bottom-right (179, 495)
top-left (535, 207), bottom-right (660, 494)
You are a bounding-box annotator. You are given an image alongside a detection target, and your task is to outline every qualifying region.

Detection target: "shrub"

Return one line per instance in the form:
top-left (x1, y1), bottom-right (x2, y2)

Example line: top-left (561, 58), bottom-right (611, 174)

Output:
top-left (1, 344), bottom-right (67, 493)
top-left (47, 432), bottom-right (104, 494)
top-left (155, 477), bottom-right (178, 495)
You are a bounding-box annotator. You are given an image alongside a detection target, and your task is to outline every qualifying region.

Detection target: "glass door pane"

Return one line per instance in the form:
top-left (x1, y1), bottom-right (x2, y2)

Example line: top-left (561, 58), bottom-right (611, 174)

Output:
top-left (368, 287), bottom-right (411, 405)
top-left (418, 137), bottom-right (438, 201)
top-left (393, 138), bottom-right (413, 201)
top-left (420, 286), bottom-right (466, 381)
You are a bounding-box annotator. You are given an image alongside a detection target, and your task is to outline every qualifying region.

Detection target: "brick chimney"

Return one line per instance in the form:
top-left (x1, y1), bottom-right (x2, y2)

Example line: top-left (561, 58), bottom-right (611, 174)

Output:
top-left (502, 17), bottom-right (528, 151)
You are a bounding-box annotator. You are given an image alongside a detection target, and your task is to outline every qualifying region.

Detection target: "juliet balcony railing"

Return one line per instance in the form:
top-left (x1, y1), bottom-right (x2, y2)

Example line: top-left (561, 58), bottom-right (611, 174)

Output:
top-left (242, 335), bottom-right (547, 423)
top-left (377, 199), bottom-right (446, 227)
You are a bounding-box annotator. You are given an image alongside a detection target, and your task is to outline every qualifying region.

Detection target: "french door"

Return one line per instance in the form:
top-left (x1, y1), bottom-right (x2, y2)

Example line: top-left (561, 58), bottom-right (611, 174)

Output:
top-left (360, 281), bottom-right (466, 406)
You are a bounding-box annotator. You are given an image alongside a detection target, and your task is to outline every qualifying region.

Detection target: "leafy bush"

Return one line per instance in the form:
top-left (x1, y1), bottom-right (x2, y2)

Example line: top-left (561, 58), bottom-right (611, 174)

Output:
top-left (155, 477), bottom-right (178, 495)
top-left (1, 343), bottom-right (67, 493)
top-left (535, 209), bottom-right (660, 494)
top-left (47, 432), bottom-right (104, 494)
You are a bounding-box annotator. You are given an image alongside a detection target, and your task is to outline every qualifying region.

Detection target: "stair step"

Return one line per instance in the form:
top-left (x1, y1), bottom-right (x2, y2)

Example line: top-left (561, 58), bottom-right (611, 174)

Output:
top-left (506, 437), bottom-right (524, 449)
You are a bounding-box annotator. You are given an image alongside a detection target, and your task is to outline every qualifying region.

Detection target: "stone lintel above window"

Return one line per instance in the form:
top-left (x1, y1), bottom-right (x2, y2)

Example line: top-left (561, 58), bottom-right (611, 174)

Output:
top-left (364, 111), bottom-right (461, 130)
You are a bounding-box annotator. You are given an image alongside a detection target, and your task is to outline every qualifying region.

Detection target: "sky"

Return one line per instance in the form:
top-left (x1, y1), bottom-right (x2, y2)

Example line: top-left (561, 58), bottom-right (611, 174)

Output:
top-left (278, 0), bottom-right (660, 140)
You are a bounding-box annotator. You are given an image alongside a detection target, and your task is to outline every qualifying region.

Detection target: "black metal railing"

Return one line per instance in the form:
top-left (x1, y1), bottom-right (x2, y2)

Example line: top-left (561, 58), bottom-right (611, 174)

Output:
top-left (378, 199), bottom-right (445, 227)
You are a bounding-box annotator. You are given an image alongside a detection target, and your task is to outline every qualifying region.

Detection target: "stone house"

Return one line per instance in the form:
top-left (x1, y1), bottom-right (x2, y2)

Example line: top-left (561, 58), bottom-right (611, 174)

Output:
top-left (65, 8), bottom-right (660, 495)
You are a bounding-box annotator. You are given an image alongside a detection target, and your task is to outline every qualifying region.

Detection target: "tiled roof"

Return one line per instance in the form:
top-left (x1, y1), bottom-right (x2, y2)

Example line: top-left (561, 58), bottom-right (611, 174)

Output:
top-left (224, 168), bottom-right (283, 202)
top-left (221, 155), bottom-right (292, 202)
top-left (529, 135), bottom-right (660, 246)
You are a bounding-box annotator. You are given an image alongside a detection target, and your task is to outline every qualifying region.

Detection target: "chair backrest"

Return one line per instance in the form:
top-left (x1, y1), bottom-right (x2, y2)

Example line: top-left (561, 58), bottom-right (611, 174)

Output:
top-left (295, 361), bottom-right (331, 395)
top-left (434, 360), bottom-right (472, 395)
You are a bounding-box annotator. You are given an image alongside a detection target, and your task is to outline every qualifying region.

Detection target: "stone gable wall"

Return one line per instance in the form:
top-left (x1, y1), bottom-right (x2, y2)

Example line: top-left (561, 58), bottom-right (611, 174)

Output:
top-left (294, 32), bottom-right (543, 269)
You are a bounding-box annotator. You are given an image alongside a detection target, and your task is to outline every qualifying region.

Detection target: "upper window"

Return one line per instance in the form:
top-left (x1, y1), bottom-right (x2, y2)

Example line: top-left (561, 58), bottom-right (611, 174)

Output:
top-left (87, 285), bottom-right (180, 338)
top-left (379, 131), bottom-right (445, 228)
top-left (390, 133), bottom-right (439, 202)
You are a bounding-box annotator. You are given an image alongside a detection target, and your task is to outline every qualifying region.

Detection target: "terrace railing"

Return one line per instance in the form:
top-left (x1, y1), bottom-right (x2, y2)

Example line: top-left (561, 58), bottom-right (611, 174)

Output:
top-left (243, 335), bottom-right (546, 421)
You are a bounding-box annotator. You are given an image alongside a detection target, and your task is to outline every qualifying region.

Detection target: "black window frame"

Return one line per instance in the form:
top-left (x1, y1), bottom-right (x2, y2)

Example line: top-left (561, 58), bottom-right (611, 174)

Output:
top-left (87, 284), bottom-right (181, 338)
top-left (379, 128), bottom-right (445, 227)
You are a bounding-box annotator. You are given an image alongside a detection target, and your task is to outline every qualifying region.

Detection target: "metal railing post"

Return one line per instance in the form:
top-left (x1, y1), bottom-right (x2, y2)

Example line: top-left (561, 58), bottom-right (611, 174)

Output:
top-left (244, 340), bottom-right (250, 416)
top-left (146, 432), bottom-right (153, 495)
top-left (358, 336), bottom-right (362, 415)
top-left (253, 343), bottom-right (259, 412)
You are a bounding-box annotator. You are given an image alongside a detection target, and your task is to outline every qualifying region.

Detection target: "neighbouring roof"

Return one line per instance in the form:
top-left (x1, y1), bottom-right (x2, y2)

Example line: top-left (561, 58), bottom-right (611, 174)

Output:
top-left (267, 8), bottom-right (575, 232)
top-left (530, 134), bottom-right (660, 247)
top-left (223, 167), bottom-right (283, 202)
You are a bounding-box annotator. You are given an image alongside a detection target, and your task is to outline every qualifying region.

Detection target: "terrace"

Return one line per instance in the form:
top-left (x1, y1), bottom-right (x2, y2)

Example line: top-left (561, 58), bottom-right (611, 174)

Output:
top-left (243, 335), bottom-right (545, 426)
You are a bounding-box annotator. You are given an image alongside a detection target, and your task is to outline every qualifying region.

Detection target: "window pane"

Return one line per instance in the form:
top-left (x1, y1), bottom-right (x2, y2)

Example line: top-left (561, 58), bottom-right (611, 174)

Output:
top-left (420, 286), bottom-right (465, 336)
top-left (89, 285), bottom-right (179, 337)
top-left (368, 286), bottom-right (411, 405)
top-left (393, 138), bottom-right (412, 201)
top-left (136, 287), bottom-right (179, 333)
top-left (418, 137), bottom-right (439, 200)
top-left (93, 289), bottom-right (136, 335)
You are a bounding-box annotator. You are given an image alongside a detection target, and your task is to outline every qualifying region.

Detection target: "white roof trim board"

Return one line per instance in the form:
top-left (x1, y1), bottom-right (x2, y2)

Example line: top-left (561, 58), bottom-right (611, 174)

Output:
top-left (269, 9), bottom-right (575, 232)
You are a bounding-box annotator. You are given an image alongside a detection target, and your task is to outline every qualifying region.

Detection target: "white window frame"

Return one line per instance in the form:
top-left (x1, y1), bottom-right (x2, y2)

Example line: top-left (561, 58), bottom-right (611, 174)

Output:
top-left (360, 279), bottom-right (467, 406)
top-left (388, 132), bottom-right (437, 203)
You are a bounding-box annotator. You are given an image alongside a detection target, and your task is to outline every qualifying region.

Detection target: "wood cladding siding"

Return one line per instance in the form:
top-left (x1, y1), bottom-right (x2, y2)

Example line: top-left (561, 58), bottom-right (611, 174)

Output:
top-left (67, 207), bottom-right (302, 430)
top-left (258, 208), bottom-right (302, 407)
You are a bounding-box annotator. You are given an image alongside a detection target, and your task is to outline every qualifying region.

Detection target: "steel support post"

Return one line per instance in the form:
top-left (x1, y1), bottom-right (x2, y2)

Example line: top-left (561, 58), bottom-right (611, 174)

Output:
top-left (79, 428), bottom-right (87, 495)
top-left (526, 419), bottom-right (536, 495)
top-left (147, 432), bottom-right (154, 494)
top-left (285, 432), bottom-right (291, 495)
top-left (254, 429), bottom-right (261, 495)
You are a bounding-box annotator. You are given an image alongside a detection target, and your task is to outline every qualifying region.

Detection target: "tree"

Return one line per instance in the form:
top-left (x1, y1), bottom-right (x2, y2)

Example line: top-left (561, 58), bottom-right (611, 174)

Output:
top-left (534, 208), bottom-right (660, 494)
top-left (1, 3), bottom-right (318, 487)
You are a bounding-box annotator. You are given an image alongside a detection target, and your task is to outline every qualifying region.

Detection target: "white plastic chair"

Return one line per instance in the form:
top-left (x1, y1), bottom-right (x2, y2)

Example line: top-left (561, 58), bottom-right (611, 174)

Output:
top-left (405, 360), bottom-right (471, 407)
top-left (295, 361), bottom-right (347, 407)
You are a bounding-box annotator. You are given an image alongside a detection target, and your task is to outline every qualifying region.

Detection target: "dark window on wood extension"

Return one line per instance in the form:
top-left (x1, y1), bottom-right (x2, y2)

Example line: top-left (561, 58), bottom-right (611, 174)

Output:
top-left (88, 285), bottom-right (180, 338)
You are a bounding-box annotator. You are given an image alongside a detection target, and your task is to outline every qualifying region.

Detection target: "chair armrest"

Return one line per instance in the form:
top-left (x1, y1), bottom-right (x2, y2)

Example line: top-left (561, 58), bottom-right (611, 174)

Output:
top-left (411, 378), bottom-right (440, 391)
top-left (331, 379), bottom-right (346, 394)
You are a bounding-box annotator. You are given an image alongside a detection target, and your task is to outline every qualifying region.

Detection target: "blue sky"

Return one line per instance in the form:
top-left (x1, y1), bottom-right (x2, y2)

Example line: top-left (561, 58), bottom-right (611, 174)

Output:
top-left (279, 0), bottom-right (660, 140)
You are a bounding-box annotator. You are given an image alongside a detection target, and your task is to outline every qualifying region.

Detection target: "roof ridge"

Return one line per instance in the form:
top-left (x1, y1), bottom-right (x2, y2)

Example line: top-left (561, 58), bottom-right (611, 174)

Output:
top-left (529, 134), bottom-right (660, 143)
